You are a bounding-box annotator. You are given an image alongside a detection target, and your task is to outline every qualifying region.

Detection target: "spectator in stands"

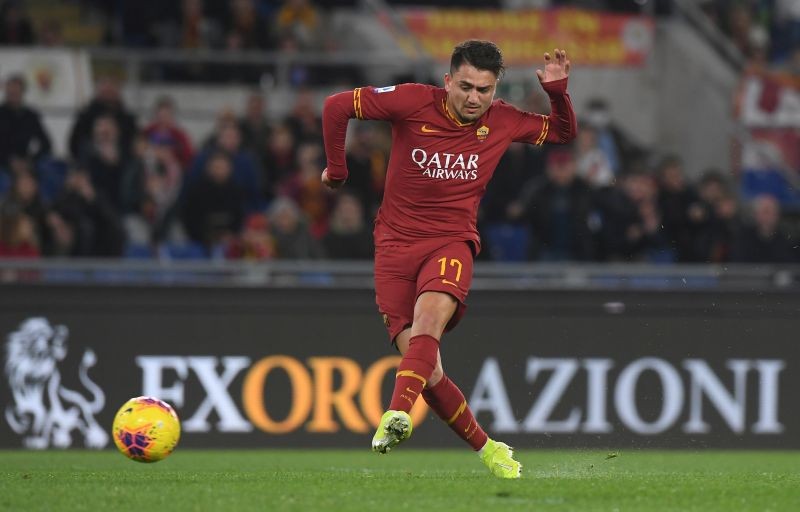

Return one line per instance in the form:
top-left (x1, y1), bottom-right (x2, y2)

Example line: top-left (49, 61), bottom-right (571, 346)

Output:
top-left (344, 122), bottom-right (388, 220)
top-left (478, 73), bottom-right (550, 253)
top-left (274, 32), bottom-right (313, 87)
top-left (729, 3), bottom-right (770, 60)
top-left (178, 0), bottom-right (223, 49)
top-left (622, 169), bottom-right (673, 262)
top-left (697, 169), bottom-right (729, 207)
top-left (595, 169), bottom-right (667, 262)
top-left (279, 141), bottom-right (331, 237)
top-left (238, 91), bottom-right (272, 156)
top-left (69, 76), bottom-right (138, 161)
top-left (142, 96), bottom-right (194, 170)
top-left (43, 210), bottom-right (73, 256)
top-left (262, 122), bottom-right (297, 200)
top-left (200, 108), bottom-right (237, 150)
top-left (227, 0), bottom-right (272, 49)
top-left (655, 155), bottom-right (703, 262)
top-left (122, 134), bottom-right (183, 247)
top-left (114, 0), bottom-right (171, 47)
top-left (181, 151), bottom-right (245, 249)
top-left (148, 0), bottom-right (221, 81)
top-left (0, 74), bottom-right (52, 168)
top-left (0, 0), bottom-right (34, 46)
top-left (225, 212), bottom-right (276, 260)
top-left (574, 123), bottom-right (614, 188)
top-left (275, 0), bottom-right (320, 50)
top-left (706, 191), bottom-right (743, 263)
top-left (268, 195), bottom-right (323, 259)
top-left (1, 170), bottom-right (51, 255)
top-left (731, 194), bottom-right (797, 263)
top-left (0, 200), bottom-right (38, 258)
top-left (583, 97), bottom-right (643, 176)
top-left (80, 115), bottom-right (131, 212)
top-left (188, 120), bottom-right (263, 212)
top-left (50, 167), bottom-right (125, 257)
top-left (322, 192), bottom-right (373, 260)
top-left (477, 144), bottom-right (541, 262)
top-left (691, 169), bottom-right (731, 261)
top-left (507, 148), bottom-right (595, 261)
top-left (284, 88), bottom-right (322, 143)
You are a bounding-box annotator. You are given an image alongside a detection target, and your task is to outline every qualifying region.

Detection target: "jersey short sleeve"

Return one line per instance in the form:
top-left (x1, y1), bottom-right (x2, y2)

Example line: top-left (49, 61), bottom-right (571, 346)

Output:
top-left (354, 83), bottom-right (432, 122)
top-left (496, 100), bottom-right (550, 145)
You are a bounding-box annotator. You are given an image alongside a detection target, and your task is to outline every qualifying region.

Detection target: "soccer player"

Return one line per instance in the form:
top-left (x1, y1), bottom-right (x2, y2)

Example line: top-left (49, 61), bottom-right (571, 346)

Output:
top-left (321, 40), bottom-right (577, 478)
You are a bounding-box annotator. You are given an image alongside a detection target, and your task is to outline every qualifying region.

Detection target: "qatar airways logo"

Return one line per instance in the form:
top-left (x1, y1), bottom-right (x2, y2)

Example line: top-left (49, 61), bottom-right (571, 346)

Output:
top-left (411, 148), bottom-right (479, 181)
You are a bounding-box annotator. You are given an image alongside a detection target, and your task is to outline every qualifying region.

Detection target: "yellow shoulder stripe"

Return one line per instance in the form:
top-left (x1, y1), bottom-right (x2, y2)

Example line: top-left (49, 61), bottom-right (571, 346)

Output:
top-left (353, 88), bottom-right (363, 119)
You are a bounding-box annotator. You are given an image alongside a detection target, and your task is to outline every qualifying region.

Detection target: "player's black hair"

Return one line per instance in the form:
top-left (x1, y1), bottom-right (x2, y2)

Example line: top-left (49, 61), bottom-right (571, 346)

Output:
top-left (450, 40), bottom-right (505, 78)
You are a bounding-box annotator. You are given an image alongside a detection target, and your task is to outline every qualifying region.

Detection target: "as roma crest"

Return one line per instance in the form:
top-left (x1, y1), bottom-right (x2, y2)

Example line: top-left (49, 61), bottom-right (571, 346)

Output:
top-left (476, 125), bottom-right (489, 141)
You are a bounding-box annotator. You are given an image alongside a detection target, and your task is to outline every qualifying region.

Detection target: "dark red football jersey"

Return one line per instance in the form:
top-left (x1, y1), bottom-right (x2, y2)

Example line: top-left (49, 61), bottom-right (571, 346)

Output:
top-left (323, 78), bottom-right (576, 250)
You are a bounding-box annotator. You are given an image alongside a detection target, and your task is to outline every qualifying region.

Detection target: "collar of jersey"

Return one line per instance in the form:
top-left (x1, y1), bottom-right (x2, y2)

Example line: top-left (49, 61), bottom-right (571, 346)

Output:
top-left (441, 98), bottom-right (476, 128)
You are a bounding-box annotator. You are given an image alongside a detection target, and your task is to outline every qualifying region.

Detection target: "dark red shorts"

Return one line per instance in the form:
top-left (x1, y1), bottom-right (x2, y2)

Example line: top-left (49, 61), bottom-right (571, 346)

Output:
top-left (374, 238), bottom-right (474, 342)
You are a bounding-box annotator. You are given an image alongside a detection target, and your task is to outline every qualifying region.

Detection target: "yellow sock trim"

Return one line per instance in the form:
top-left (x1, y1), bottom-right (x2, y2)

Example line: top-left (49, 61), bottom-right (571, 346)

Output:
top-left (396, 370), bottom-right (427, 386)
top-left (447, 400), bottom-right (467, 425)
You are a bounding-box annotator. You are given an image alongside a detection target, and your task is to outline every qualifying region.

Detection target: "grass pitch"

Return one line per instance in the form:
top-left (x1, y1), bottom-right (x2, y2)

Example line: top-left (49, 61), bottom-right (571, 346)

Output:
top-left (1, 449), bottom-right (799, 511)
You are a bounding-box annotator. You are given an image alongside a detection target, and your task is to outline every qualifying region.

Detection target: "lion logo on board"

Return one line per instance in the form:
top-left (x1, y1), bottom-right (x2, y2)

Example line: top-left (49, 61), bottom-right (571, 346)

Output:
top-left (476, 125), bottom-right (489, 141)
top-left (4, 317), bottom-right (108, 449)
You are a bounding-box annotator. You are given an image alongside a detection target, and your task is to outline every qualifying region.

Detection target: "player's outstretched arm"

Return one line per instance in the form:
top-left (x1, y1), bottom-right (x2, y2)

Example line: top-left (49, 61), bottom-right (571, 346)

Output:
top-left (536, 48), bottom-right (570, 83)
top-left (321, 91), bottom-right (356, 189)
top-left (537, 48), bottom-right (577, 144)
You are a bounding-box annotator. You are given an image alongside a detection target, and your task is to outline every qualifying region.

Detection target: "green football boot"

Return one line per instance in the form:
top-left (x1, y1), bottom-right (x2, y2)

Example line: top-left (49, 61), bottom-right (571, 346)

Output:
top-left (479, 439), bottom-right (522, 479)
top-left (371, 410), bottom-right (413, 454)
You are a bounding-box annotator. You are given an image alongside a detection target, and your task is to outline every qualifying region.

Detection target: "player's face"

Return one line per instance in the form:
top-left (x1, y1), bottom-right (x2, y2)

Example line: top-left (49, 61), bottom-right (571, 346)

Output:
top-left (444, 64), bottom-right (498, 124)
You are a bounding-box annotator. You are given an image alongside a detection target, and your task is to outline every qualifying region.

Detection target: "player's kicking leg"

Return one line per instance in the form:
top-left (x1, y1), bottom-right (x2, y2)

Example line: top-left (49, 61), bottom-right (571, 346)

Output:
top-left (372, 292), bottom-right (453, 454)
top-left (370, 332), bottom-right (438, 453)
top-left (422, 373), bottom-right (522, 479)
top-left (387, 336), bottom-right (521, 477)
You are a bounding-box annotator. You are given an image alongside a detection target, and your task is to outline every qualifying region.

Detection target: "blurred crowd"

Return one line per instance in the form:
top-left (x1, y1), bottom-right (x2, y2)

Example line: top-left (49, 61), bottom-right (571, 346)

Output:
top-left (0, 0), bottom-right (793, 65)
top-left (0, 72), bottom-right (797, 264)
top-left (480, 127), bottom-right (797, 264)
top-left (0, 72), bottom-right (385, 260)
top-left (700, 0), bottom-right (800, 67)
top-left (0, 0), bottom-right (328, 51)
top-left (0, 0), bottom-right (669, 51)
top-left (0, 0), bottom-right (366, 86)
top-left (0, 0), bottom-right (670, 85)
top-left (0, 0), bottom-right (797, 263)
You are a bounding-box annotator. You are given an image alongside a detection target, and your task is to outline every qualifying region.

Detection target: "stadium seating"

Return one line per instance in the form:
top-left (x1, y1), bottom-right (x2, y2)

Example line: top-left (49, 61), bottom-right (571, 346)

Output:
top-left (159, 242), bottom-right (209, 260)
top-left (484, 223), bottom-right (530, 262)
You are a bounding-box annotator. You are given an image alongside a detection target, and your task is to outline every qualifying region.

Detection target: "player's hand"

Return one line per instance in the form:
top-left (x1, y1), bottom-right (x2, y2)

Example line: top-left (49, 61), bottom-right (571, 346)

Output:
top-left (321, 168), bottom-right (346, 189)
top-left (536, 48), bottom-right (570, 83)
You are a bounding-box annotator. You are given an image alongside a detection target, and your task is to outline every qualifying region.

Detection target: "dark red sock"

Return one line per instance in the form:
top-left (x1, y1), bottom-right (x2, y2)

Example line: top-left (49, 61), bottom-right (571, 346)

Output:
top-left (422, 374), bottom-right (488, 450)
top-left (388, 334), bottom-right (439, 413)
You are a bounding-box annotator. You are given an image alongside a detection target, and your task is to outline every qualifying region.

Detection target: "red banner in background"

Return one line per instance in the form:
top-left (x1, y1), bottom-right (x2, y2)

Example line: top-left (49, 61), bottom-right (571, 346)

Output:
top-left (738, 71), bottom-right (800, 128)
top-left (398, 8), bottom-right (654, 67)
top-left (734, 71), bottom-right (800, 205)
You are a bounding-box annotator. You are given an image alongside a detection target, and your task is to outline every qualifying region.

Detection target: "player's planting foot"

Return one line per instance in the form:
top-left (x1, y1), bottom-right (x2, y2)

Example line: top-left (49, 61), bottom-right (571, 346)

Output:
top-left (479, 439), bottom-right (522, 479)
top-left (371, 410), bottom-right (412, 454)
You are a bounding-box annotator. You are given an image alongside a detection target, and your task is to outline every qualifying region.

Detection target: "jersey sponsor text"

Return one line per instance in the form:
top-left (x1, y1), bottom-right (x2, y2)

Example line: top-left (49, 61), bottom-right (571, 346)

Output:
top-left (411, 148), bottom-right (479, 181)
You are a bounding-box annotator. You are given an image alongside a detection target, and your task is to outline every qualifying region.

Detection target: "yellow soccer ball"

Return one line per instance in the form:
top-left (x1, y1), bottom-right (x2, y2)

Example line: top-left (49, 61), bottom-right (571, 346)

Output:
top-left (112, 396), bottom-right (181, 463)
